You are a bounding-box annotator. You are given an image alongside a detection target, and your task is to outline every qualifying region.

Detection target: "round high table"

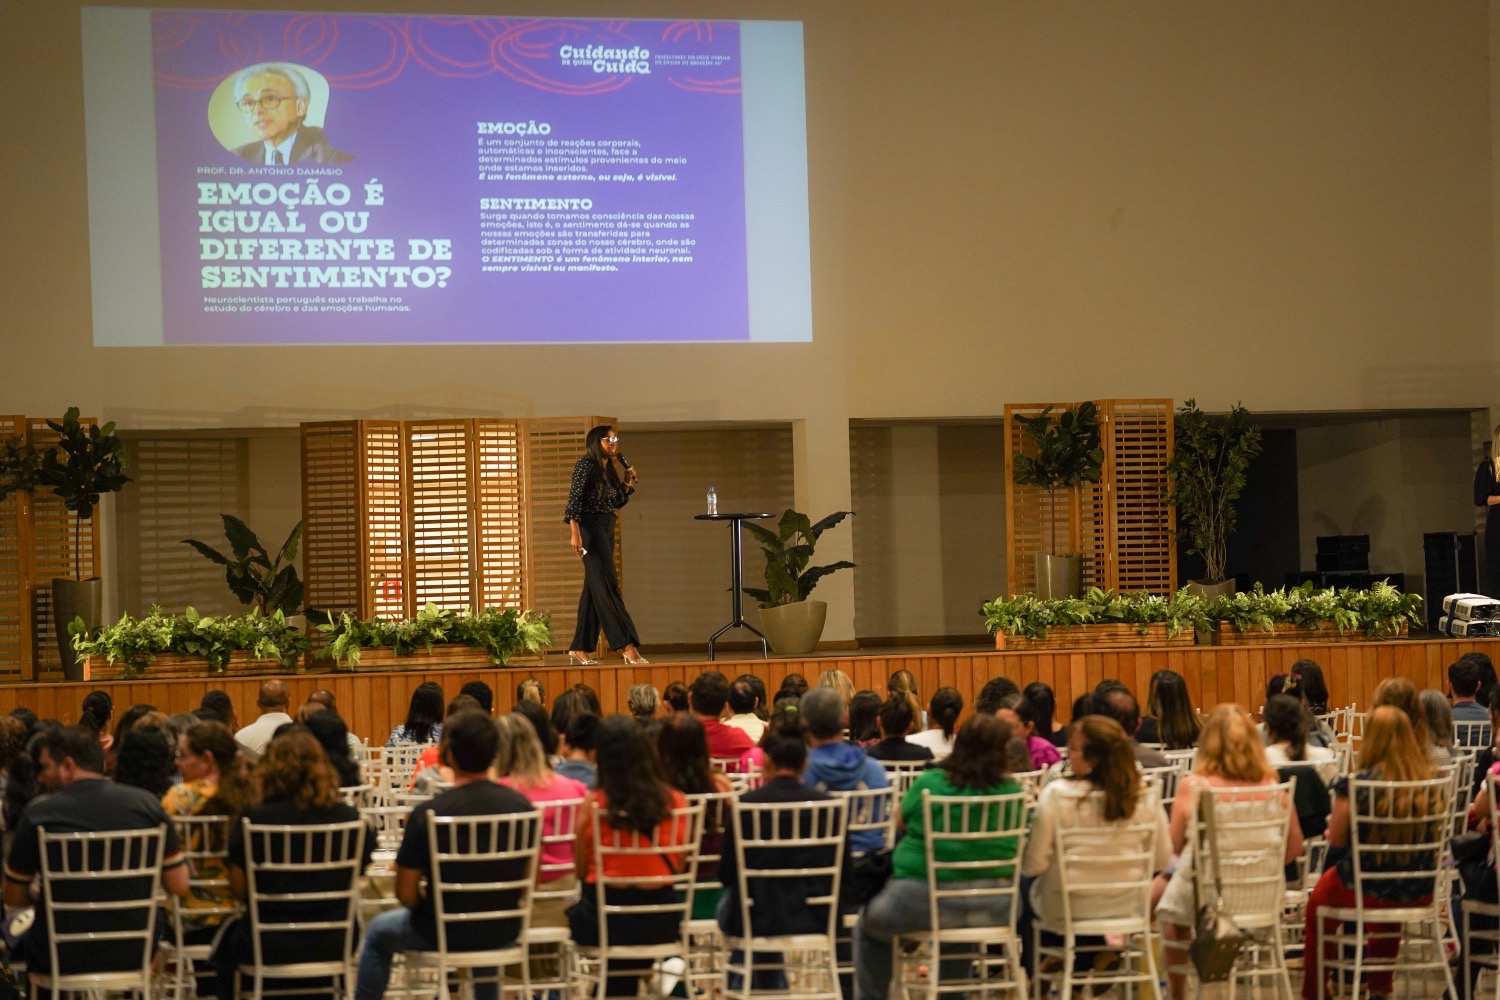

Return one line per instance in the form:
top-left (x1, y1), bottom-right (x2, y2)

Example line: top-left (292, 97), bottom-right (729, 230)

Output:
top-left (695, 512), bottom-right (774, 660)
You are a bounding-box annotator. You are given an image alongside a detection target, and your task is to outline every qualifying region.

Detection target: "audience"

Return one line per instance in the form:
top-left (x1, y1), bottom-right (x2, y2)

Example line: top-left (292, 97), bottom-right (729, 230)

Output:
top-left (515, 677), bottom-right (545, 706)
top-left (79, 689), bottom-right (114, 750)
top-left (1373, 676), bottom-right (1443, 766)
top-left (495, 711), bottom-right (588, 928)
top-left (112, 724), bottom-right (177, 798)
top-left (816, 668), bottom-right (856, 705)
top-left (387, 681), bottom-right (444, 747)
top-left (847, 690), bottom-right (882, 746)
top-left (626, 683), bottom-right (660, 725)
top-left (723, 679), bottom-right (767, 742)
top-left (1100, 687), bottom-right (1169, 768)
top-left (689, 672), bottom-right (754, 759)
top-left (1135, 670), bottom-right (1201, 749)
top-left (866, 692), bottom-right (933, 763)
top-left (1262, 693), bottom-right (1337, 784)
top-left (997, 694), bottom-right (1062, 771)
top-left (1023, 681), bottom-right (1065, 747)
top-left (1291, 659), bottom-right (1331, 716)
top-left (906, 687), bottom-right (964, 760)
top-left (656, 713), bottom-right (733, 919)
top-left (799, 687), bottom-right (890, 853)
top-left (662, 681), bottom-right (690, 713)
top-left (856, 715), bottom-right (1025, 1000)
top-left (197, 689), bottom-right (238, 729)
top-left (557, 713), bottom-right (600, 788)
top-left (304, 709), bottom-right (363, 787)
top-left (162, 720), bottom-right (254, 942)
top-left (235, 680), bottom-right (293, 760)
top-left (1420, 688), bottom-right (1457, 764)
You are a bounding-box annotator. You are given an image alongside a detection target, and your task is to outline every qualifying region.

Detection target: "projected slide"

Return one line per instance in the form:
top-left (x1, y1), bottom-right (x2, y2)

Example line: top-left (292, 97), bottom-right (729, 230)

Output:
top-left (81, 9), bottom-right (811, 345)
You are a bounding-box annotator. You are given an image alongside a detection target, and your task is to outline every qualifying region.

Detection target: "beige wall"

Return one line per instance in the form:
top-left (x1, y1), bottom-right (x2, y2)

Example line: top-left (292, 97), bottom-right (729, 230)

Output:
top-left (3, 1), bottom-right (1496, 641)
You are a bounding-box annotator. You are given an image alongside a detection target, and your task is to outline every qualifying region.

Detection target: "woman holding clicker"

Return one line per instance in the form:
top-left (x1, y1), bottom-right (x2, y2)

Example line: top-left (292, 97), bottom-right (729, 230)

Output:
top-left (564, 425), bottom-right (647, 665)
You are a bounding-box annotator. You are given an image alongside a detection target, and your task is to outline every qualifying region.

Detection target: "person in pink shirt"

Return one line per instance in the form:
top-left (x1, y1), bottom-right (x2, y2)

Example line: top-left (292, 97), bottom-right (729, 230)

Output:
top-left (689, 672), bottom-right (754, 759)
top-left (494, 712), bottom-right (589, 929)
top-left (998, 695), bottom-right (1061, 771)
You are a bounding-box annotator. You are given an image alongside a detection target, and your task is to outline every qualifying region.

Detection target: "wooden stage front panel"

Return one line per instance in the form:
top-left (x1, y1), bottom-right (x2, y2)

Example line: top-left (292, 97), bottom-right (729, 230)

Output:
top-left (2, 637), bottom-right (1495, 745)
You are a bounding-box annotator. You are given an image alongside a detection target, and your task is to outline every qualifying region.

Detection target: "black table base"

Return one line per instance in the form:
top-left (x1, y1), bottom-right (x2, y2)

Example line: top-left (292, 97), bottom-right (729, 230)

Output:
top-left (695, 512), bottom-right (774, 660)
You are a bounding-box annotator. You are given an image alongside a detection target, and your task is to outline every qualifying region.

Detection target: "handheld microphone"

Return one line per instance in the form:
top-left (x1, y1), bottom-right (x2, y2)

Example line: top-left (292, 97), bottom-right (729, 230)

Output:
top-left (618, 454), bottom-right (638, 485)
top-left (618, 455), bottom-right (632, 470)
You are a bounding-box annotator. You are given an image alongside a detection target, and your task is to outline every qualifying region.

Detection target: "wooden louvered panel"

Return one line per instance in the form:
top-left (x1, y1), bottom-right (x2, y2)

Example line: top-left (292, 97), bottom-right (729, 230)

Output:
top-left (0, 417), bottom-right (28, 679)
top-left (407, 421), bottom-right (475, 612)
top-left (1004, 401), bottom-right (1173, 597)
top-left (28, 417), bottom-right (98, 677)
top-left (362, 422), bottom-right (406, 620)
top-left (1104, 400), bottom-right (1176, 595)
top-left (523, 418), bottom-right (613, 652)
top-left (301, 422), bottom-right (362, 619)
top-left (121, 437), bottom-right (246, 616)
top-left (475, 419), bottom-right (525, 612)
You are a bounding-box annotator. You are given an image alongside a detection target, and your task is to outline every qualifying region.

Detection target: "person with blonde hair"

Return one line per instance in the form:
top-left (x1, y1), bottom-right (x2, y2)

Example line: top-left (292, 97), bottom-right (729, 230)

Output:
top-left (1301, 706), bottom-right (1442, 1000)
top-left (1372, 676), bottom-right (1441, 764)
top-left (817, 668), bottom-right (855, 705)
top-left (1155, 705), bottom-right (1302, 1000)
top-left (495, 712), bottom-right (588, 928)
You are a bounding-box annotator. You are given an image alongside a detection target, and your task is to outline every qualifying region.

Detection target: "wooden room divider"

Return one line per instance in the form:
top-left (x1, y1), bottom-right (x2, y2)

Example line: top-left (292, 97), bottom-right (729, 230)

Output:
top-left (1003, 399), bottom-right (1176, 597)
top-left (0, 415), bottom-right (102, 681)
top-left (301, 416), bottom-right (617, 651)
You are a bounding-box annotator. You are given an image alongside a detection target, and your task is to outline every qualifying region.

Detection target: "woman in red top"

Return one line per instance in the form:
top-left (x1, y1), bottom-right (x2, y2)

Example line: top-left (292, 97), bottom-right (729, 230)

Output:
top-left (570, 716), bottom-right (691, 996)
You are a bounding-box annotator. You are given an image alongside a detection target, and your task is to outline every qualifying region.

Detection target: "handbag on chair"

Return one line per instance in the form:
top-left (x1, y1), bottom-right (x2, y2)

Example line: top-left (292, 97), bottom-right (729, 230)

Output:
top-left (1188, 792), bottom-right (1248, 983)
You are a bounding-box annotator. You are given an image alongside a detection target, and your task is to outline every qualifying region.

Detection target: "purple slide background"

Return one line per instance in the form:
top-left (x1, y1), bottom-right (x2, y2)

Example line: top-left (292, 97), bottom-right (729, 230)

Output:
top-left (150, 11), bottom-right (748, 343)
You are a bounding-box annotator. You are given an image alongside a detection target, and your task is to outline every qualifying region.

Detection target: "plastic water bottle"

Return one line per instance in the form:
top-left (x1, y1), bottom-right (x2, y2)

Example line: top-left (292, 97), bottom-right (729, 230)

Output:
top-left (706, 486), bottom-right (718, 516)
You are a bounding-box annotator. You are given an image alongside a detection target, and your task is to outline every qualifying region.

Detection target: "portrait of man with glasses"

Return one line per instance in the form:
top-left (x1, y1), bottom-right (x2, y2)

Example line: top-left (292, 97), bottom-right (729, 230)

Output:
top-left (230, 62), bottom-right (354, 166)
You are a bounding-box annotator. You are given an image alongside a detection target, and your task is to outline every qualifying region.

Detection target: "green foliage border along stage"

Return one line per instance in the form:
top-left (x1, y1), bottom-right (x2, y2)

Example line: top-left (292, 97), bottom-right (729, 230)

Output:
top-left (982, 580), bottom-right (1422, 642)
top-left (317, 603), bottom-right (552, 669)
top-left (70, 607), bottom-right (309, 679)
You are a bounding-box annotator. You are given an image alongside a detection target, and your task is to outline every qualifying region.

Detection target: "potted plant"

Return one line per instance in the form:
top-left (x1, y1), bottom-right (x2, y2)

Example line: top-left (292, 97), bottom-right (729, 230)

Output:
top-left (741, 509), bottom-right (854, 655)
top-left (183, 515), bottom-right (305, 618)
top-left (36, 407), bottom-right (132, 679)
top-left (1012, 402), bottom-right (1104, 599)
top-left (1163, 399), bottom-right (1262, 600)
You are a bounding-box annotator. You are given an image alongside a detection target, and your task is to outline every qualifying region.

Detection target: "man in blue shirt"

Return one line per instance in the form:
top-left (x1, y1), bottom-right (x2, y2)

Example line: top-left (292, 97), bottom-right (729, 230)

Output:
top-left (800, 687), bottom-right (890, 854)
top-left (1452, 658), bottom-right (1491, 747)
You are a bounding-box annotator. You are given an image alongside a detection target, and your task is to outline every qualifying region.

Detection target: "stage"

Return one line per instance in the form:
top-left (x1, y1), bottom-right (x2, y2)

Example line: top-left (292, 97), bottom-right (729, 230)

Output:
top-left (1, 635), bottom-right (1495, 745)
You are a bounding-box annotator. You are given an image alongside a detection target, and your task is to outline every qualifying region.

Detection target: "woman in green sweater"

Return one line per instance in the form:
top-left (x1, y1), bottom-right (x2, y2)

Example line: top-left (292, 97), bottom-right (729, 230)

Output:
top-left (853, 713), bottom-right (1026, 1000)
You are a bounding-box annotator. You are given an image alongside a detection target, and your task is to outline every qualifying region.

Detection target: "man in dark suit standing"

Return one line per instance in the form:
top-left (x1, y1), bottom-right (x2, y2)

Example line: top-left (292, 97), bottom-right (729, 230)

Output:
top-left (232, 62), bottom-right (354, 165)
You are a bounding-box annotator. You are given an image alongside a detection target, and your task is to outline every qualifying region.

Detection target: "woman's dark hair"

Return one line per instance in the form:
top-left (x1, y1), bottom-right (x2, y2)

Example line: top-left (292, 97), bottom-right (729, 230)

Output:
top-left (1071, 692), bottom-right (1106, 723)
top-left (1290, 660), bottom-right (1329, 713)
top-left (1263, 694), bottom-right (1310, 762)
top-left (1022, 683), bottom-right (1056, 738)
top-left (0, 717), bottom-right (26, 774)
top-left (303, 712), bottom-right (362, 788)
top-left (595, 715), bottom-right (671, 835)
top-left (79, 690), bottom-right (113, 735)
top-left (257, 727), bottom-right (340, 810)
top-left (736, 674), bottom-right (770, 722)
top-left (940, 715), bottom-right (1013, 790)
top-left (878, 693), bottom-right (915, 738)
top-left (848, 691), bottom-right (882, 743)
top-left (928, 687), bottom-right (964, 740)
top-left (1069, 715), bottom-right (1141, 821)
top-left (1468, 653), bottom-right (1499, 709)
top-left (402, 682), bottom-right (444, 744)
top-left (513, 699), bottom-right (558, 757)
top-left (780, 673), bottom-right (809, 698)
top-left (182, 720), bottom-right (256, 814)
top-left (1266, 672), bottom-right (1303, 704)
top-left (113, 726), bottom-right (175, 798)
top-left (551, 689), bottom-right (594, 742)
top-left (583, 425), bottom-right (626, 495)
top-left (887, 669), bottom-right (917, 699)
top-left (656, 713), bottom-right (716, 796)
top-left (572, 684), bottom-right (603, 715)
top-left (112, 703), bottom-right (157, 748)
top-left (1146, 670), bottom-right (1201, 750)
top-left (3, 726), bottom-right (51, 832)
top-left (1005, 695), bottom-right (1037, 729)
top-left (662, 682), bottom-right (690, 713)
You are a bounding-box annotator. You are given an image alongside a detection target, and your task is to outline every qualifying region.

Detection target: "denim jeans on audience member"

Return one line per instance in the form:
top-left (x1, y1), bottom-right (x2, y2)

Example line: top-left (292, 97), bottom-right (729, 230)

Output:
top-left (854, 876), bottom-right (1011, 1000)
top-left (355, 907), bottom-right (498, 1000)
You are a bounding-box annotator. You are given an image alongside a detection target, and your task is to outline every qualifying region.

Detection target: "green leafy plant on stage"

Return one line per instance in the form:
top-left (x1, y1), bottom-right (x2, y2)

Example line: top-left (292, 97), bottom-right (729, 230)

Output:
top-left (69, 606), bottom-right (309, 679)
top-left (742, 509), bottom-right (855, 608)
top-left (1163, 399), bottom-right (1262, 585)
top-left (981, 587), bottom-right (1209, 641)
top-left (37, 407), bottom-right (133, 580)
top-left (183, 515), bottom-right (304, 617)
top-left (1012, 402), bottom-right (1104, 556)
top-left (317, 604), bottom-right (552, 668)
top-left (1209, 581), bottom-right (1421, 638)
top-left (0, 436), bottom-right (44, 503)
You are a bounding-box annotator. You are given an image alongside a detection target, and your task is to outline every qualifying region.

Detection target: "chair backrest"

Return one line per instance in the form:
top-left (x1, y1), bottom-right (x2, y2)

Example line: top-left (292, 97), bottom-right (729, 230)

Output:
top-left (879, 760), bottom-right (929, 797)
top-left (828, 785), bottom-right (897, 851)
top-left (241, 818), bottom-right (367, 972)
top-left (338, 784), bottom-right (373, 809)
top-left (361, 801), bottom-right (414, 851)
top-left (426, 810), bottom-right (542, 957)
top-left (534, 794), bottom-right (586, 887)
top-left (365, 744), bottom-right (432, 806)
top-left (170, 812), bottom-right (237, 926)
top-left (37, 823), bottom-right (167, 985)
top-left (1455, 720), bottom-right (1493, 750)
top-left (1052, 784), bottom-right (1162, 926)
top-left (919, 789), bottom-right (1029, 931)
top-left (1163, 748), bottom-right (1198, 771)
top-left (1188, 780), bottom-right (1295, 930)
top-left (589, 799), bottom-right (705, 947)
top-left (685, 788), bottom-right (738, 894)
top-left (1345, 774), bottom-right (1450, 903)
top-left (728, 797), bottom-right (847, 941)
top-left (1446, 752), bottom-right (1479, 829)
top-left (1141, 763), bottom-right (1187, 814)
top-left (710, 756), bottom-right (744, 775)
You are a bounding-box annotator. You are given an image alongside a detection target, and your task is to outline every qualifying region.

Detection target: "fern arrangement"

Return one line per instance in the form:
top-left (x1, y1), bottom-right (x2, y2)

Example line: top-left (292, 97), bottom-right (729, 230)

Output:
top-left (317, 604), bottom-right (552, 668)
top-left (70, 607), bottom-right (309, 678)
top-left (982, 587), bottom-right (1209, 641)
